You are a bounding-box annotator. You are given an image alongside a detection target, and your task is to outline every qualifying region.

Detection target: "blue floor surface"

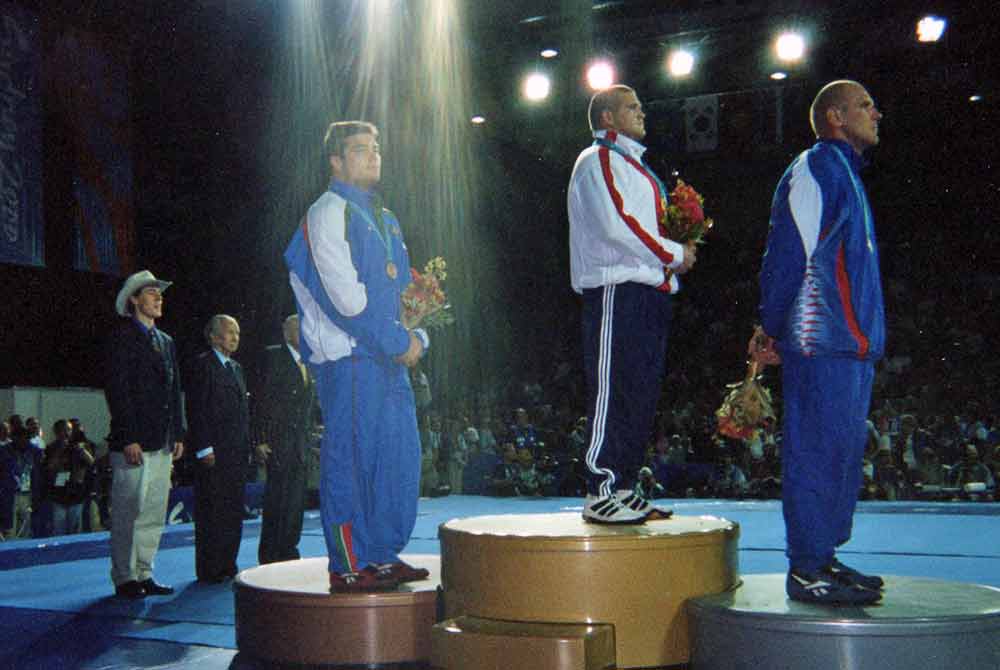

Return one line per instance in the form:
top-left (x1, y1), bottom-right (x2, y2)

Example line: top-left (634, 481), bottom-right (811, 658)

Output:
top-left (1, 496), bottom-right (998, 669)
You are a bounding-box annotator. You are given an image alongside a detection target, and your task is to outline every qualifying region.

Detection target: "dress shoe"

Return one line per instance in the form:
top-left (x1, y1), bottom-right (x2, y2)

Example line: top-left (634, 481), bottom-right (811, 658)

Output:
top-left (114, 580), bottom-right (147, 599)
top-left (329, 569), bottom-right (399, 593)
top-left (140, 579), bottom-right (175, 595)
top-left (376, 561), bottom-right (430, 584)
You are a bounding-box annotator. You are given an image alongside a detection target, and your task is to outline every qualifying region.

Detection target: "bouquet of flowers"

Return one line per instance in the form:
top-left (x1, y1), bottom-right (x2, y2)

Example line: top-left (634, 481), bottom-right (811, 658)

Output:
top-left (715, 359), bottom-right (776, 440)
top-left (663, 180), bottom-right (714, 245)
top-left (402, 257), bottom-right (455, 330)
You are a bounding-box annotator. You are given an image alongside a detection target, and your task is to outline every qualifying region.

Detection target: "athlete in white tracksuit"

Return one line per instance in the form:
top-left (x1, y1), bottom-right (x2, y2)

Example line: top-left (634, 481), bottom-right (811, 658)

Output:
top-left (568, 85), bottom-right (696, 524)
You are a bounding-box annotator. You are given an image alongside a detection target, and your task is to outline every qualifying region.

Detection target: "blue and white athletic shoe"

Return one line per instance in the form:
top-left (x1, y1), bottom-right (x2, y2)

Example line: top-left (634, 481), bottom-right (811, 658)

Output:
top-left (786, 568), bottom-right (882, 606)
top-left (828, 558), bottom-right (884, 590)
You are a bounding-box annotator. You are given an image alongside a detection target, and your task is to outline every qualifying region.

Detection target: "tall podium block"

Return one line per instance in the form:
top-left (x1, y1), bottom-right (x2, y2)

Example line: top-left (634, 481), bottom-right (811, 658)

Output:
top-left (439, 513), bottom-right (739, 668)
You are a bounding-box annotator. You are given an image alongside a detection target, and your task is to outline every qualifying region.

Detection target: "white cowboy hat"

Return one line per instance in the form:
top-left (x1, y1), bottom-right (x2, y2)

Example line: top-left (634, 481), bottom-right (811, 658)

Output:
top-left (115, 270), bottom-right (172, 317)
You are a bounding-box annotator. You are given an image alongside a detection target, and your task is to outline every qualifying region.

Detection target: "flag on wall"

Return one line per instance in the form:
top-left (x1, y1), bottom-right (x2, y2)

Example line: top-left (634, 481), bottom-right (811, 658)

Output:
top-left (0, 3), bottom-right (44, 267)
top-left (684, 94), bottom-right (719, 153)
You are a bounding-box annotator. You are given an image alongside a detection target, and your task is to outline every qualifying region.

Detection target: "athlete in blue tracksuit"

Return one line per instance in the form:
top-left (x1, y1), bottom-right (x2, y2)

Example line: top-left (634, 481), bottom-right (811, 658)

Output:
top-left (756, 80), bottom-right (886, 605)
top-left (285, 121), bottom-right (429, 592)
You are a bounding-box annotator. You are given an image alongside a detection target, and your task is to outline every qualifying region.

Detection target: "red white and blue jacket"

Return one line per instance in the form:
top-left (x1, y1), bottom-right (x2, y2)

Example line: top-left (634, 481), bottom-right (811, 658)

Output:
top-left (285, 180), bottom-right (427, 365)
top-left (568, 130), bottom-right (686, 294)
top-left (759, 139), bottom-right (885, 360)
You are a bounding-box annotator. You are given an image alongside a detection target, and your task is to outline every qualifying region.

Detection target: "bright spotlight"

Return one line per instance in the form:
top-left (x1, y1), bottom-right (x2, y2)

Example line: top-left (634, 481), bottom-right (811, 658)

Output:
top-left (471, 115), bottom-right (486, 124)
top-left (916, 16), bottom-right (947, 43)
top-left (775, 32), bottom-right (805, 62)
top-left (668, 50), bottom-right (694, 77)
top-left (586, 61), bottom-right (615, 90)
top-left (540, 48), bottom-right (558, 59)
top-left (770, 71), bottom-right (788, 81)
top-left (969, 94), bottom-right (982, 103)
top-left (523, 73), bottom-right (551, 101)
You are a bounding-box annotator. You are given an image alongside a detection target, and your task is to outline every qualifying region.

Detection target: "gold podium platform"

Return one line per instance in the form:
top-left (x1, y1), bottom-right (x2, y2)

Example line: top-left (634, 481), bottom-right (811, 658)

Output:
top-left (436, 513), bottom-right (740, 669)
top-left (233, 555), bottom-right (440, 667)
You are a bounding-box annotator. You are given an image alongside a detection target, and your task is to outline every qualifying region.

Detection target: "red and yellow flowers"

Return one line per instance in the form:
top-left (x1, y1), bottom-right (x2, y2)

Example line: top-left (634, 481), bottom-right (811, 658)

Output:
top-left (402, 257), bottom-right (454, 330)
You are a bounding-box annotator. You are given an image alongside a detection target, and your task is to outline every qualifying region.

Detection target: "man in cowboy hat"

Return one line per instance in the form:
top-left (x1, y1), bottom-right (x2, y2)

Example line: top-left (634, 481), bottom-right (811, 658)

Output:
top-left (104, 270), bottom-right (185, 599)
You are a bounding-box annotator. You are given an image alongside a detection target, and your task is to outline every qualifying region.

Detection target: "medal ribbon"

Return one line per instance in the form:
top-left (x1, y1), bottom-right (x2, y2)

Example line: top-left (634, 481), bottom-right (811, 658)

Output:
top-left (594, 136), bottom-right (670, 235)
top-left (347, 200), bottom-right (394, 269)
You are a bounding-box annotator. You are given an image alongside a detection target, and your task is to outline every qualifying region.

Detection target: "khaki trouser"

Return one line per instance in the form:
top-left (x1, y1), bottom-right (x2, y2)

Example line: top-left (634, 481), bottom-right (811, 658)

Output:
top-left (109, 448), bottom-right (172, 586)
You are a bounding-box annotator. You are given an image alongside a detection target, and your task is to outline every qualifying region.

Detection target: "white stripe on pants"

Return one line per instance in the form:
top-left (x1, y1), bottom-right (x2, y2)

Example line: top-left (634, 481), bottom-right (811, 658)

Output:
top-left (109, 448), bottom-right (172, 586)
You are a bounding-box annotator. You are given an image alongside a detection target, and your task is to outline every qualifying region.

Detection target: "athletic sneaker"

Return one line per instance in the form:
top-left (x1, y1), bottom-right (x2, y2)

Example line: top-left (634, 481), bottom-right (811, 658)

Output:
top-left (617, 490), bottom-right (673, 520)
top-left (786, 568), bottom-right (882, 606)
top-left (583, 493), bottom-right (647, 524)
top-left (616, 490), bottom-right (653, 516)
top-left (329, 569), bottom-right (399, 594)
top-left (828, 558), bottom-right (884, 590)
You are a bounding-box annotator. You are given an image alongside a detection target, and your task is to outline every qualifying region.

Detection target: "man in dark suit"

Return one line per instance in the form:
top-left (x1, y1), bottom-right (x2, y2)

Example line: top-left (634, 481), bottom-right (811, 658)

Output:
top-left (254, 314), bottom-right (318, 564)
top-left (105, 270), bottom-right (185, 599)
top-left (186, 314), bottom-right (251, 583)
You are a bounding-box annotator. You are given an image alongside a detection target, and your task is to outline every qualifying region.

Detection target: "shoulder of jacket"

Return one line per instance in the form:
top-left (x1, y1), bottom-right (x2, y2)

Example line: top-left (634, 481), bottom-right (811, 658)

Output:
top-left (309, 191), bottom-right (349, 220)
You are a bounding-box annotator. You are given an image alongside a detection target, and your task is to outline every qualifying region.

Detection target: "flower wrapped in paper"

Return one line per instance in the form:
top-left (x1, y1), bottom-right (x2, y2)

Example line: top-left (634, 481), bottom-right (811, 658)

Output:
top-left (664, 180), bottom-right (715, 245)
top-left (715, 360), bottom-right (776, 441)
top-left (402, 256), bottom-right (455, 330)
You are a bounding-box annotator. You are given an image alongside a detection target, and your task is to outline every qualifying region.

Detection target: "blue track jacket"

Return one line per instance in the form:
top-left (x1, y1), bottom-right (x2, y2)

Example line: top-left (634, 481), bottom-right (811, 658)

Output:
top-left (759, 140), bottom-right (885, 361)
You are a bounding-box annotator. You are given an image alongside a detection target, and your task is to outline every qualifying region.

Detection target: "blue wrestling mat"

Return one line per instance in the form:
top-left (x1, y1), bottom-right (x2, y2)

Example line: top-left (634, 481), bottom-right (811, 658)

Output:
top-left (1, 496), bottom-right (997, 668)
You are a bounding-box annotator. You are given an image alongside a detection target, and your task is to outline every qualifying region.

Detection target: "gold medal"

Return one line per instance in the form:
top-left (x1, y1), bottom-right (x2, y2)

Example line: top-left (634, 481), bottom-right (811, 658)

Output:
top-left (386, 261), bottom-right (398, 279)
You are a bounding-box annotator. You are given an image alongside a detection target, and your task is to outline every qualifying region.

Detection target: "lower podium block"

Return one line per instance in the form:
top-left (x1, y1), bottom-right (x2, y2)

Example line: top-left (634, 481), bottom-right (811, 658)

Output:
top-left (233, 555), bottom-right (440, 667)
top-left (431, 616), bottom-right (616, 670)
top-left (688, 574), bottom-right (1000, 670)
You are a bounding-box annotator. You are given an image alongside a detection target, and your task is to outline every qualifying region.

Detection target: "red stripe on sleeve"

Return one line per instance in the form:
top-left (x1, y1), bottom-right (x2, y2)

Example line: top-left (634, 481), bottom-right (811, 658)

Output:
top-left (835, 243), bottom-right (870, 358)
top-left (598, 147), bottom-right (676, 266)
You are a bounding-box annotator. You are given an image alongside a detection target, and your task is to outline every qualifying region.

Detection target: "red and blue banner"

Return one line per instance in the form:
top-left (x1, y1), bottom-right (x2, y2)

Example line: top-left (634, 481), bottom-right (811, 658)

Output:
top-left (0, 3), bottom-right (44, 267)
top-left (51, 28), bottom-right (134, 276)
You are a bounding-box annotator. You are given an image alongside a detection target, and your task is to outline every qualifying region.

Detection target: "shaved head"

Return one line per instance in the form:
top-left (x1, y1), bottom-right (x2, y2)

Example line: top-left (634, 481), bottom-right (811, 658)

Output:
top-left (810, 80), bottom-right (863, 137)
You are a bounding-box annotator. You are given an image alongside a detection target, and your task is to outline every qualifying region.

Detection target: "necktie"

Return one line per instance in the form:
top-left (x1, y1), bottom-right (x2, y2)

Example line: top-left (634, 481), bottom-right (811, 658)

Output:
top-left (297, 360), bottom-right (308, 385)
top-left (149, 329), bottom-right (162, 353)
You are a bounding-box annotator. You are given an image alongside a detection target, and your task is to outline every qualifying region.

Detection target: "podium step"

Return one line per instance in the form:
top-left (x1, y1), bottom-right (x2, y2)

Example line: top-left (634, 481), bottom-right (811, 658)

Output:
top-left (430, 616), bottom-right (615, 670)
top-left (688, 574), bottom-right (1000, 670)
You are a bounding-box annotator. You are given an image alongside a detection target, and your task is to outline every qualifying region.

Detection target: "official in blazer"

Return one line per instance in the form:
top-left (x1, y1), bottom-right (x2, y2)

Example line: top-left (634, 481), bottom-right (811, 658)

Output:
top-left (254, 314), bottom-right (318, 564)
top-left (186, 315), bottom-right (251, 583)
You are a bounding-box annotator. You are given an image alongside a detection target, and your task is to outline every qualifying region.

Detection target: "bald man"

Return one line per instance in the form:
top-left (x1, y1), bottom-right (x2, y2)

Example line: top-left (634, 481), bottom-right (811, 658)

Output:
top-left (187, 315), bottom-right (251, 583)
top-left (754, 80), bottom-right (886, 605)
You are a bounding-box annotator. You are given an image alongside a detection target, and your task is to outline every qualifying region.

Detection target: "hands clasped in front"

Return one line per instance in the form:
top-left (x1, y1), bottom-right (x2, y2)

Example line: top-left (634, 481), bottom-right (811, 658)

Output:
top-left (394, 330), bottom-right (424, 368)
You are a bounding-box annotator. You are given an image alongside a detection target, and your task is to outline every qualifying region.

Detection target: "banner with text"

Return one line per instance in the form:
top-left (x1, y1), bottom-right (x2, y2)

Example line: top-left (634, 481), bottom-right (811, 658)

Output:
top-left (0, 3), bottom-right (44, 267)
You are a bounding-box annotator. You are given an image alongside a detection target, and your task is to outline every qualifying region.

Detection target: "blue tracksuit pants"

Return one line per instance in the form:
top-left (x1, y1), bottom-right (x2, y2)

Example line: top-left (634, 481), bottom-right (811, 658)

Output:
top-left (781, 351), bottom-right (874, 572)
top-left (581, 282), bottom-right (672, 497)
top-left (313, 355), bottom-right (421, 575)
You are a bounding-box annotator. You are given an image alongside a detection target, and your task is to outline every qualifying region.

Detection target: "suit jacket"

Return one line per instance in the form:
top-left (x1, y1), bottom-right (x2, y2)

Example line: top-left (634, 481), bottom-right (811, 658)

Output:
top-left (105, 319), bottom-right (185, 452)
top-left (252, 344), bottom-right (316, 465)
top-left (185, 351), bottom-right (251, 467)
